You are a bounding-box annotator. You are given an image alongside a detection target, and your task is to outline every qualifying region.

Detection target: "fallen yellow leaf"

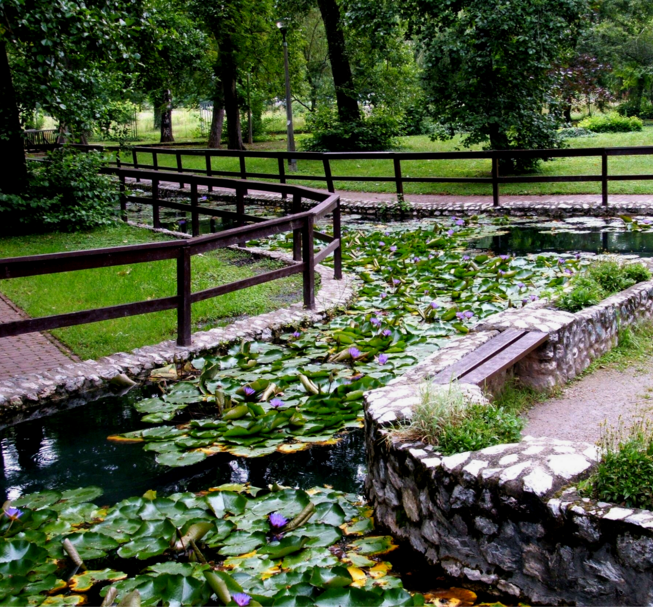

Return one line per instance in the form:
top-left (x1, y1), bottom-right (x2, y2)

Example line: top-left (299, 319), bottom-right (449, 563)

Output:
top-left (347, 566), bottom-right (367, 588)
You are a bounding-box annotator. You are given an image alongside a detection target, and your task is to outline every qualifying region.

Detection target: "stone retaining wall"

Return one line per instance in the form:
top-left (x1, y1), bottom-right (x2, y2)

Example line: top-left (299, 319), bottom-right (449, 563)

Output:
top-left (0, 245), bottom-right (356, 426)
top-left (364, 268), bottom-right (653, 605)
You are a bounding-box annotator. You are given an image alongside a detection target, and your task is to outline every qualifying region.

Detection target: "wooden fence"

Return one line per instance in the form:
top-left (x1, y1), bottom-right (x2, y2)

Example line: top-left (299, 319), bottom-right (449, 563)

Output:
top-left (0, 171), bottom-right (342, 347)
top-left (72, 144), bottom-right (653, 207)
top-left (24, 129), bottom-right (59, 152)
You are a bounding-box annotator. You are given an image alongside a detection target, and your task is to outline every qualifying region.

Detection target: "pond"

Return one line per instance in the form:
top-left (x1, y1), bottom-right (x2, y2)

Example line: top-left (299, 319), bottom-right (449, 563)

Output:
top-left (0, 213), bottom-right (649, 607)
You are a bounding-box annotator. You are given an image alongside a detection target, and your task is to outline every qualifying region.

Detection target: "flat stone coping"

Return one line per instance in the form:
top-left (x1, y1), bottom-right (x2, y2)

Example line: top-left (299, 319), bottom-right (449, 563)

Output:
top-left (0, 243), bottom-right (357, 425)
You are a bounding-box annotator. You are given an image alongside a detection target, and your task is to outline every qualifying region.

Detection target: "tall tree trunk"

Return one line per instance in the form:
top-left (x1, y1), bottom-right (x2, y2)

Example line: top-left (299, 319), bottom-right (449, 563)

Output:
top-left (488, 123), bottom-right (513, 172)
top-left (221, 36), bottom-right (245, 150)
top-left (160, 89), bottom-right (174, 143)
top-left (0, 40), bottom-right (27, 194)
top-left (316, 0), bottom-right (360, 123)
top-left (208, 106), bottom-right (225, 148)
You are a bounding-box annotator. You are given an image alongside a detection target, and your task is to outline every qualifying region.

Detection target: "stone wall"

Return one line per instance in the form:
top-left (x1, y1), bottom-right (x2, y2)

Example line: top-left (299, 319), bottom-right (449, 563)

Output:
top-left (364, 268), bottom-right (653, 605)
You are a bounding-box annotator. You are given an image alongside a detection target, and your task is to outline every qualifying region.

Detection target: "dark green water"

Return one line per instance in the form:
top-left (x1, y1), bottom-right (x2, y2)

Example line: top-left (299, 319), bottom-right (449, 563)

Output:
top-left (0, 389), bottom-right (366, 505)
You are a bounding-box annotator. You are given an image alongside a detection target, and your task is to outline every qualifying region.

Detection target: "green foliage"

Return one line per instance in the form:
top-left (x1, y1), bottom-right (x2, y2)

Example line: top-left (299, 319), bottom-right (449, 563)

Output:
top-left (0, 485), bottom-right (420, 606)
top-left (558, 127), bottom-right (596, 139)
top-left (584, 320), bottom-right (653, 373)
top-left (0, 149), bottom-right (118, 232)
top-left (578, 112), bottom-right (643, 133)
top-left (558, 259), bottom-right (651, 312)
top-left (395, 382), bottom-right (523, 455)
top-left (583, 418), bottom-right (653, 509)
top-left (401, 0), bottom-right (590, 171)
top-left (304, 109), bottom-right (399, 151)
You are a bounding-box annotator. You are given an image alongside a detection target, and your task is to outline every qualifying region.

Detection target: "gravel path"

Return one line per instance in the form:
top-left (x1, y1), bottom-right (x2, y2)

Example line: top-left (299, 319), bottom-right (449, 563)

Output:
top-left (523, 363), bottom-right (653, 444)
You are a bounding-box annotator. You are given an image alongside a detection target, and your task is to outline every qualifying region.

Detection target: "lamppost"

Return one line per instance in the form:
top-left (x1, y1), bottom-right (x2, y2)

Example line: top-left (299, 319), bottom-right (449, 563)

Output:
top-left (277, 20), bottom-right (297, 172)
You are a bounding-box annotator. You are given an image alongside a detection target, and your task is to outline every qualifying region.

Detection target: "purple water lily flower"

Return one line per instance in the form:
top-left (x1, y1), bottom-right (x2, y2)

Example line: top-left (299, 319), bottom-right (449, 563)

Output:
top-left (424, 289), bottom-right (430, 294)
top-left (428, 254), bottom-right (434, 260)
top-left (349, 347), bottom-right (361, 359)
top-left (379, 241), bottom-right (386, 247)
top-left (576, 253), bottom-right (582, 259)
top-left (270, 398), bottom-right (284, 408)
top-left (390, 245), bottom-right (397, 252)
top-left (517, 282), bottom-right (525, 288)
top-left (382, 329), bottom-right (392, 337)
top-left (200, 196), bottom-right (208, 201)
top-left (522, 298), bottom-right (528, 305)
top-left (384, 231), bottom-right (390, 236)
top-left (380, 292), bottom-right (387, 299)
top-left (447, 230), bottom-right (454, 237)
top-left (499, 254), bottom-right (510, 261)
top-left (456, 312), bottom-right (465, 320)
top-left (464, 311), bottom-right (474, 319)
top-left (455, 219), bottom-right (465, 226)
top-left (414, 257), bottom-right (420, 263)
top-left (378, 354), bottom-right (389, 365)
top-left (430, 301), bottom-right (440, 309)
top-left (499, 270), bottom-right (505, 276)
top-left (233, 593), bottom-right (251, 607)
top-left (462, 255), bottom-right (470, 261)
top-left (371, 317), bottom-right (381, 327)
top-left (269, 512), bottom-right (288, 528)
top-left (392, 279), bottom-right (400, 285)
top-left (558, 258), bottom-right (565, 265)
top-left (564, 268), bottom-right (573, 275)
top-left (4, 507), bottom-right (22, 520)
top-left (243, 386), bottom-right (255, 396)
top-left (350, 373), bottom-right (364, 381)
top-left (530, 295), bottom-right (539, 301)
top-left (292, 331), bottom-right (301, 338)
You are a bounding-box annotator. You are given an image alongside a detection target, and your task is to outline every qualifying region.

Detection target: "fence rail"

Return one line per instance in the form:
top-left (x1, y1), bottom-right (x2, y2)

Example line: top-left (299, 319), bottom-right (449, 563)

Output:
top-left (68, 143), bottom-right (653, 208)
top-left (0, 170), bottom-right (342, 347)
top-left (24, 129), bottom-right (59, 152)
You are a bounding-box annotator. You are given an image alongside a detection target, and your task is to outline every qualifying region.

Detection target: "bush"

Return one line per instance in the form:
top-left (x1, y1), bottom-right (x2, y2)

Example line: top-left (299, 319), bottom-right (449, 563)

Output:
top-left (582, 418), bottom-right (653, 510)
top-left (557, 259), bottom-right (651, 313)
top-left (394, 382), bottom-right (523, 455)
top-left (304, 109), bottom-right (399, 152)
top-left (0, 148), bottom-right (118, 233)
top-left (578, 112), bottom-right (643, 133)
top-left (617, 101), bottom-right (653, 120)
top-left (399, 103), bottom-right (434, 137)
top-left (558, 127), bottom-right (596, 139)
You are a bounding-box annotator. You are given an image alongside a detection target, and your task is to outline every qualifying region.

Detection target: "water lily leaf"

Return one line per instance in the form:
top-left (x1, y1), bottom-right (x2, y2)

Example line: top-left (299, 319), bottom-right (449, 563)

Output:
top-left (205, 492), bottom-right (247, 518)
top-left (155, 450), bottom-right (207, 468)
top-left (57, 486), bottom-right (104, 506)
top-left (159, 573), bottom-right (211, 607)
top-left (150, 364), bottom-right (178, 379)
top-left (117, 536), bottom-right (171, 560)
top-left (314, 502), bottom-right (347, 526)
top-left (288, 524), bottom-right (342, 547)
top-left (250, 489), bottom-right (310, 518)
top-left (131, 519), bottom-right (177, 542)
top-left (41, 596), bottom-right (87, 606)
top-left (94, 517), bottom-right (143, 543)
top-left (69, 568), bottom-right (127, 592)
top-left (314, 587), bottom-right (383, 607)
top-left (282, 548), bottom-right (339, 572)
top-left (0, 575), bottom-right (27, 600)
top-left (259, 535), bottom-right (308, 559)
top-left (342, 518), bottom-right (374, 536)
top-left (148, 562), bottom-right (210, 578)
top-left (11, 491), bottom-right (62, 511)
top-left (350, 536), bottom-right (398, 556)
top-left (64, 532), bottom-right (120, 560)
top-left (0, 540), bottom-right (47, 576)
top-left (218, 531), bottom-right (267, 556)
top-left (377, 588), bottom-right (417, 606)
top-left (310, 565), bottom-right (353, 589)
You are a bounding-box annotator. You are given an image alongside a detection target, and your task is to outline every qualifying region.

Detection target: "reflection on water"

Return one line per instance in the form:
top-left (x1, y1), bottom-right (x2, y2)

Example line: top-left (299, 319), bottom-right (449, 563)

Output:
top-left (476, 222), bottom-right (653, 257)
top-left (0, 390), bottom-right (366, 505)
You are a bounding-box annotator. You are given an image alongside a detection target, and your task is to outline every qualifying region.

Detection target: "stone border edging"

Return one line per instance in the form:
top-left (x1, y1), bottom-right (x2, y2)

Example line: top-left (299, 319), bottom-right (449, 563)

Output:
top-left (0, 244), bottom-right (357, 425)
top-left (363, 261), bottom-right (653, 605)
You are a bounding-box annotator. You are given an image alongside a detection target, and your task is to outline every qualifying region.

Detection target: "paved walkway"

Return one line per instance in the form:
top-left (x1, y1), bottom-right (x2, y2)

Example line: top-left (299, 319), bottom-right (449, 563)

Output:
top-left (523, 363), bottom-right (653, 444)
top-left (0, 295), bottom-right (75, 381)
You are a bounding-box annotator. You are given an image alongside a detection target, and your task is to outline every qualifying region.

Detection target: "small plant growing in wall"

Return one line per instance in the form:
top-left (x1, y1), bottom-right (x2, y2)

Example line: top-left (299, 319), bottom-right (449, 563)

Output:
top-left (392, 381), bottom-right (523, 455)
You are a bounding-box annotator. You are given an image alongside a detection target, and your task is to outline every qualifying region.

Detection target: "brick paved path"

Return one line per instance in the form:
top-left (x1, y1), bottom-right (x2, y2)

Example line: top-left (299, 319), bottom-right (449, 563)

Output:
top-left (0, 295), bottom-right (75, 381)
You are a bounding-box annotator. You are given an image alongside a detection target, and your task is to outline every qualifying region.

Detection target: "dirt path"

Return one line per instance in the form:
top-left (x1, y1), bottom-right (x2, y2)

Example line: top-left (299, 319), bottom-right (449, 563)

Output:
top-left (523, 363), bottom-right (653, 444)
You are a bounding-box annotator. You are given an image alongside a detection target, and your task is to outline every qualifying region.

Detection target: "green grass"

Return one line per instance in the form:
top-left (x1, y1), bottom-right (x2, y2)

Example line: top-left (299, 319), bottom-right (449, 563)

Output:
top-left (0, 223), bottom-right (303, 360)
top-left (119, 128), bottom-right (653, 197)
top-left (582, 320), bottom-right (653, 375)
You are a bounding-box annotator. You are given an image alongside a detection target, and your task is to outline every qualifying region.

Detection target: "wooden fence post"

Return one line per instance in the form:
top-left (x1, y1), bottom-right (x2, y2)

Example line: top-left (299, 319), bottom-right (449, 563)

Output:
top-left (176, 244), bottom-right (192, 347)
top-left (119, 174), bottom-right (127, 222)
top-left (206, 153), bottom-right (213, 192)
top-left (292, 193), bottom-right (302, 262)
top-left (239, 154), bottom-right (248, 196)
top-left (176, 151), bottom-right (184, 189)
top-left (302, 216), bottom-right (315, 310)
top-left (237, 186), bottom-right (245, 248)
top-left (602, 151), bottom-right (609, 207)
top-left (190, 182), bottom-right (199, 237)
top-left (323, 157), bottom-right (335, 193)
top-left (278, 157), bottom-right (287, 200)
top-left (393, 157), bottom-right (404, 198)
top-left (492, 156), bottom-right (500, 207)
top-left (152, 178), bottom-right (161, 229)
top-left (333, 197), bottom-right (342, 280)
top-left (132, 148), bottom-right (140, 183)
top-left (152, 150), bottom-right (158, 172)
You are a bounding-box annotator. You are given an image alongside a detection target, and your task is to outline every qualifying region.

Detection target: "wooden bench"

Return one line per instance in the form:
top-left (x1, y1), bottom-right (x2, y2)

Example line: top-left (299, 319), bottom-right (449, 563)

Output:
top-left (431, 329), bottom-right (548, 388)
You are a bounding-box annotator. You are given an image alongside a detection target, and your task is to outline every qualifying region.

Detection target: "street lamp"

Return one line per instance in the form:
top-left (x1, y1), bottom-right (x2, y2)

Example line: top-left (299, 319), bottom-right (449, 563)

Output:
top-left (277, 20), bottom-right (297, 172)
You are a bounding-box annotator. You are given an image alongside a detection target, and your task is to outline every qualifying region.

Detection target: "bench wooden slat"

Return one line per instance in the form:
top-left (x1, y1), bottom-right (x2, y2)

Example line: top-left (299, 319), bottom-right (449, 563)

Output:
top-left (461, 331), bottom-right (548, 387)
top-left (431, 329), bottom-right (527, 384)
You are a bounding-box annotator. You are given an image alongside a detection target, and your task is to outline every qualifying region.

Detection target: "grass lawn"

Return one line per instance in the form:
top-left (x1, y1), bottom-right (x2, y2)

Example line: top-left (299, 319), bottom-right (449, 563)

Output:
top-left (0, 223), bottom-right (303, 360)
top-left (123, 129), bottom-right (653, 197)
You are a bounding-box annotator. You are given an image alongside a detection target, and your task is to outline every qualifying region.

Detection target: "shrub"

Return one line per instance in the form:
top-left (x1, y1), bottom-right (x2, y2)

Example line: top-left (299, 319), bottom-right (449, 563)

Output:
top-left (583, 418), bottom-right (653, 510)
top-left (558, 127), bottom-right (596, 139)
top-left (617, 100), bottom-right (653, 120)
top-left (557, 259), bottom-right (651, 313)
top-left (303, 109), bottom-right (399, 152)
top-left (395, 382), bottom-right (523, 455)
top-left (578, 112), bottom-right (643, 133)
top-left (0, 148), bottom-right (118, 233)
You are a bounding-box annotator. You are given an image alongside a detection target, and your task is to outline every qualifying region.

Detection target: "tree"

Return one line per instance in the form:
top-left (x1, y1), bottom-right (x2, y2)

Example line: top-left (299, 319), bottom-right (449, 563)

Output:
top-left (401, 0), bottom-right (590, 171)
top-left (0, 0), bottom-right (141, 194)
